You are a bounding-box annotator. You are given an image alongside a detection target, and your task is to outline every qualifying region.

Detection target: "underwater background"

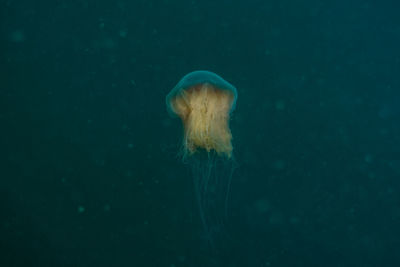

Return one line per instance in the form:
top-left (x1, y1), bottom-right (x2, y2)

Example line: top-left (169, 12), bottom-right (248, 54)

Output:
top-left (2, 0), bottom-right (400, 266)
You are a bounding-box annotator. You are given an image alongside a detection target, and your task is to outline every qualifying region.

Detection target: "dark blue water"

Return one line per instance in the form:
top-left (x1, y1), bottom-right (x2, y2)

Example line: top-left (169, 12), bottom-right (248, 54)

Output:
top-left (2, 0), bottom-right (400, 266)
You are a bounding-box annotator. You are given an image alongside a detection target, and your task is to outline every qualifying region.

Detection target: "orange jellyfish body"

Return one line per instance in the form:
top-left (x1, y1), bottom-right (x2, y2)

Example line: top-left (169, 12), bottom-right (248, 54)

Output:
top-left (166, 70), bottom-right (238, 251)
top-left (166, 70), bottom-right (237, 158)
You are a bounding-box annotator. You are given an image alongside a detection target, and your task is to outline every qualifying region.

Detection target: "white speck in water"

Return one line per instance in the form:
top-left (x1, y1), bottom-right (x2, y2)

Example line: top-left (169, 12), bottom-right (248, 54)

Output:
top-left (364, 154), bottom-right (373, 163)
top-left (10, 30), bottom-right (26, 42)
top-left (273, 160), bottom-right (285, 170)
top-left (119, 29), bottom-right (128, 38)
top-left (275, 100), bottom-right (286, 111)
top-left (77, 205), bottom-right (85, 213)
top-left (104, 204), bottom-right (111, 212)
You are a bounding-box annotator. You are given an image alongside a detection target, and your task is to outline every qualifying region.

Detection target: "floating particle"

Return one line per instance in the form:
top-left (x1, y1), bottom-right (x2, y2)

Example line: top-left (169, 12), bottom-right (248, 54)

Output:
top-left (77, 205), bottom-right (85, 213)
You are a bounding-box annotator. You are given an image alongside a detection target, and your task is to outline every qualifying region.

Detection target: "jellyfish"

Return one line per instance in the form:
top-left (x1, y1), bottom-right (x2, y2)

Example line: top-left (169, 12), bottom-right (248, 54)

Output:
top-left (166, 70), bottom-right (237, 250)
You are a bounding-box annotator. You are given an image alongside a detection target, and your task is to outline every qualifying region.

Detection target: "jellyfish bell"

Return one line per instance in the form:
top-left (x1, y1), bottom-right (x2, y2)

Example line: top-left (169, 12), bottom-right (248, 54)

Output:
top-left (166, 70), bottom-right (237, 251)
top-left (166, 70), bottom-right (237, 158)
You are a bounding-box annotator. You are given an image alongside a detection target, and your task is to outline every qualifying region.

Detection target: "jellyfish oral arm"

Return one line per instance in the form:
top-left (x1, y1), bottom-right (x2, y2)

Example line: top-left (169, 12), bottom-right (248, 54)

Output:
top-left (169, 84), bottom-right (234, 157)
